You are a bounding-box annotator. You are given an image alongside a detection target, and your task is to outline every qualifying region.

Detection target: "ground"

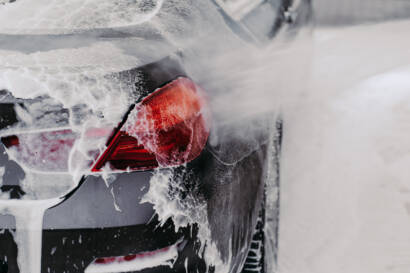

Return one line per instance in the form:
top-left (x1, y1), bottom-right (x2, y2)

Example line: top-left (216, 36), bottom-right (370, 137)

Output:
top-left (278, 20), bottom-right (410, 273)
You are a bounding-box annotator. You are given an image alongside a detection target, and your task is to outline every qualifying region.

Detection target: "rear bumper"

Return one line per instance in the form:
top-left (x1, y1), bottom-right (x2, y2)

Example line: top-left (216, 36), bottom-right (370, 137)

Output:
top-left (0, 123), bottom-right (271, 273)
top-left (0, 168), bottom-right (205, 273)
top-left (0, 222), bottom-right (207, 273)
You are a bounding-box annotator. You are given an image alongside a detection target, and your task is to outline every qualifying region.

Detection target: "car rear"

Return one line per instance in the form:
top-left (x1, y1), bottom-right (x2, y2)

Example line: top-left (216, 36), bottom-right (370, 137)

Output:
top-left (0, 46), bottom-right (216, 271)
top-left (0, 0), bottom-right (310, 272)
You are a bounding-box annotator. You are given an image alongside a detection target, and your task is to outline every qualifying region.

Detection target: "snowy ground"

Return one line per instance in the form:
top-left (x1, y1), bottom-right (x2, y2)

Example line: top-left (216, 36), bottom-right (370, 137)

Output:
top-left (279, 20), bottom-right (410, 273)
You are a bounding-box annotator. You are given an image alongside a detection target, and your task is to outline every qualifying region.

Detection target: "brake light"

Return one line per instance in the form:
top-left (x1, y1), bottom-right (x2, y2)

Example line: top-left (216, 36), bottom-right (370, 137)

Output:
top-left (85, 241), bottom-right (182, 273)
top-left (92, 77), bottom-right (210, 172)
top-left (0, 77), bottom-right (210, 173)
top-left (94, 246), bottom-right (170, 264)
top-left (1, 129), bottom-right (78, 172)
top-left (0, 127), bottom-right (112, 173)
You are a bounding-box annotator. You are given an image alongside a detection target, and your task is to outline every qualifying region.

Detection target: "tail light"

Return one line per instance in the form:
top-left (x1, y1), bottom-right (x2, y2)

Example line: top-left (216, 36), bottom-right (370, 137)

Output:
top-left (92, 77), bottom-right (210, 172)
top-left (84, 240), bottom-right (182, 273)
top-left (1, 129), bottom-right (79, 172)
top-left (0, 77), bottom-right (210, 173)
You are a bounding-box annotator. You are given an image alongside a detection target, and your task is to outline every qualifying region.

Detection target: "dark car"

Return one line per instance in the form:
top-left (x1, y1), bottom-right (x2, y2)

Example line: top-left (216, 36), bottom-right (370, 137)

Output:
top-left (0, 1), bottom-right (311, 273)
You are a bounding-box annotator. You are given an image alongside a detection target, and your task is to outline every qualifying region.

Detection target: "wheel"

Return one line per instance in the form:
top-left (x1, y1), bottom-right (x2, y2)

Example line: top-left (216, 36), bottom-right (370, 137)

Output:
top-left (241, 206), bottom-right (266, 273)
top-left (0, 259), bottom-right (7, 273)
top-left (241, 119), bottom-right (282, 273)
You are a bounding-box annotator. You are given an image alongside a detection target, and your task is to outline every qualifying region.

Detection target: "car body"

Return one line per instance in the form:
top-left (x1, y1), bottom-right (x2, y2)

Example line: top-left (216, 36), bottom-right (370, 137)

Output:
top-left (0, 1), bottom-right (311, 273)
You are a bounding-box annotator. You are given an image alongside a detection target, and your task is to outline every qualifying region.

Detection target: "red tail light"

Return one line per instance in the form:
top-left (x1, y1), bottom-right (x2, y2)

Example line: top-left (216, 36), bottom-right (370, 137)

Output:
top-left (92, 77), bottom-right (210, 172)
top-left (85, 241), bottom-right (182, 273)
top-left (1, 129), bottom-right (78, 172)
top-left (0, 77), bottom-right (209, 173)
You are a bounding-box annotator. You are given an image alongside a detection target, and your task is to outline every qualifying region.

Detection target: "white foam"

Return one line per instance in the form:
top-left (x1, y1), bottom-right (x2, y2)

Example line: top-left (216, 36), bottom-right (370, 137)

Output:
top-left (0, 198), bottom-right (61, 273)
top-left (0, 40), bottom-right (141, 273)
top-left (141, 168), bottom-right (229, 272)
top-left (0, 0), bottom-right (164, 34)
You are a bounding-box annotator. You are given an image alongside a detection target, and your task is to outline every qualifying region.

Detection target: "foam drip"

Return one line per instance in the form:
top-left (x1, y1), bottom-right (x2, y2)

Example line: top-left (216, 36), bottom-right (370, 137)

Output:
top-left (0, 198), bottom-right (61, 273)
top-left (141, 168), bottom-right (230, 272)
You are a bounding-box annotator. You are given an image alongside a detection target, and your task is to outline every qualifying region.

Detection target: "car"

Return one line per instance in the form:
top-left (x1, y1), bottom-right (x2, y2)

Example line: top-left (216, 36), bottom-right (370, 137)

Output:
top-left (0, 1), bottom-right (311, 273)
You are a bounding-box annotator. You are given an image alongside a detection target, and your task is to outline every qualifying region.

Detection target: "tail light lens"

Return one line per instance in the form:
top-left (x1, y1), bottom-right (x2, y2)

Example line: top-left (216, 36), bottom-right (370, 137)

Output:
top-left (92, 77), bottom-right (210, 172)
top-left (85, 240), bottom-right (182, 273)
top-left (0, 77), bottom-right (210, 173)
top-left (1, 129), bottom-right (79, 172)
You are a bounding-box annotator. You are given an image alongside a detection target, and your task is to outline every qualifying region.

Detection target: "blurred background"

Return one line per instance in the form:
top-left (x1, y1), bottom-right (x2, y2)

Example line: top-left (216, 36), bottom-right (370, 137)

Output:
top-left (314, 0), bottom-right (410, 25)
top-left (277, 2), bottom-right (410, 273)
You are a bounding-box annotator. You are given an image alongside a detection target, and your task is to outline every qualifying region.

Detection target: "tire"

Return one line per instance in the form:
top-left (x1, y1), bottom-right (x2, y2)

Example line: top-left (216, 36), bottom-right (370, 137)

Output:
top-left (241, 119), bottom-right (282, 273)
top-left (0, 259), bottom-right (7, 273)
top-left (240, 206), bottom-right (266, 273)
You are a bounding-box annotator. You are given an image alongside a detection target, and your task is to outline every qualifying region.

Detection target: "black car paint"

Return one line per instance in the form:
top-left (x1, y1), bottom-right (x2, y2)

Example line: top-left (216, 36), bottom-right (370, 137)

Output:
top-left (0, 54), bottom-right (270, 273)
top-left (0, 0), bottom-right (309, 271)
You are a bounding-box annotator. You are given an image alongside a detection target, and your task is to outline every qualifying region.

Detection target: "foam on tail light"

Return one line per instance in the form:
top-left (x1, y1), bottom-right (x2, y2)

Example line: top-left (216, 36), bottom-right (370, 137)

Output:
top-left (0, 77), bottom-right (210, 173)
top-left (92, 77), bottom-right (210, 172)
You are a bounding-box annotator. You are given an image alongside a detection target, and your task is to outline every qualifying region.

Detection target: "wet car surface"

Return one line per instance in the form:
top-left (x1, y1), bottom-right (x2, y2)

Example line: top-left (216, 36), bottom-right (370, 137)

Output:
top-left (0, 1), bottom-right (311, 272)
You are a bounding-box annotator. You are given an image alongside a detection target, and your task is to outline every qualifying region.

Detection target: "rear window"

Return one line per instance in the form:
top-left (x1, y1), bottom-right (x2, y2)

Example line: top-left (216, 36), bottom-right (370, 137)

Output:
top-left (216, 0), bottom-right (283, 42)
top-left (215, 0), bottom-right (264, 20)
